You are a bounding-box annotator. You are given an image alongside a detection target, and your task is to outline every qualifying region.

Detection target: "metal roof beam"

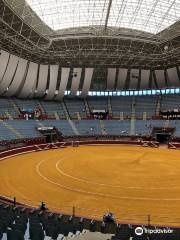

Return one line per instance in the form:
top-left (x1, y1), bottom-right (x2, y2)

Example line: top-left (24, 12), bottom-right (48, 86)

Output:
top-left (104, 0), bottom-right (113, 33)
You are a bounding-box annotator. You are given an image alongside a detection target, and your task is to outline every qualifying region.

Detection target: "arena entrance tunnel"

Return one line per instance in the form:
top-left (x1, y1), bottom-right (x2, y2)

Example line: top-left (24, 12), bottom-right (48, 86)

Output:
top-left (152, 127), bottom-right (174, 144)
top-left (37, 126), bottom-right (62, 143)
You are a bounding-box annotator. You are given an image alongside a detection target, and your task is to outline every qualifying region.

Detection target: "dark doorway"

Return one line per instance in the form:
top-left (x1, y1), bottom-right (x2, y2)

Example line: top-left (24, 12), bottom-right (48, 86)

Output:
top-left (152, 127), bottom-right (175, 144)
top-left (37, 126), bottom-right (62, 143)
top-left (44, 133), bottom-right (58, 143)
top-left (156, 133), bottom-right (171, 144)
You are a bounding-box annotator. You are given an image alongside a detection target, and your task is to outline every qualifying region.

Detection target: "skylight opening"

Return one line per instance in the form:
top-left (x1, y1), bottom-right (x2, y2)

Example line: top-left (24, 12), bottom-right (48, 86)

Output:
top-left (26, 0), bottom-right (180, 34)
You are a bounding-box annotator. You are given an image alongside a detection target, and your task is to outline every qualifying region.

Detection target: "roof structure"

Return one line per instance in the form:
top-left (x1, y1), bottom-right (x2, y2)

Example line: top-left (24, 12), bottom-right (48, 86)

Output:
top-left (26, 0), bottom-right (180, 34)
top-left (0, 0), bottom-right (179, 69)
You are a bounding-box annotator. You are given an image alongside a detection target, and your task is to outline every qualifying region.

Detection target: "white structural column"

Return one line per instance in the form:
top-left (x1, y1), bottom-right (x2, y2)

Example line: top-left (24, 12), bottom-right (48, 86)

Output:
top-left (0, 50), bottom-right (10, 83)
top-left (36, 64), bottom-right (49, 97)
top-left (117, 68), bottom-right (128, 90)
top-left (18, 62), bottom-right (38, 98)
top-left (129, 69), bottom-right (139, 89)
top-left (155, 70), bottom-right (166, 88)
top-left (107, 68), bottom-right (116, 90)
top-left (167, 67), bottom-right (180, 87)
top-left (5, 58), bottom-right (28, 97)
top-left (70, 68), bottom-right (82, 97)
top-left (0, 54), bottom-right (19, 94)
top-left (140, 70), bottom-right (150, 89)
top-left (81, 68), bottom-right (94, 97)
top-left (45, 65), bottom-right (59, 100)
top-left (56, 68), bottom-right (70, 100)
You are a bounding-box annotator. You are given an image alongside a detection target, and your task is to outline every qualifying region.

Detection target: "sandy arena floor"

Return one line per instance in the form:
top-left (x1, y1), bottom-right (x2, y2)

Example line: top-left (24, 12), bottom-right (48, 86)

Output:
top-left (1, 145), bottom-right (180, 226)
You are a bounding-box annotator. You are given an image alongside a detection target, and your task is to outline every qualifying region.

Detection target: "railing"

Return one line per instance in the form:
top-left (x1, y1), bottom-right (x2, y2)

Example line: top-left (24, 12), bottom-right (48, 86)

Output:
top-left (0, 139), bottom-right (159, 159)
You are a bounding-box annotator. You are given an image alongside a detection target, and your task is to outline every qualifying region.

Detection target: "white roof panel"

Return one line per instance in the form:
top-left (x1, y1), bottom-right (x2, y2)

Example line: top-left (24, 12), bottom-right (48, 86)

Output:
top-left (26, 0), bottom-right (180, 34)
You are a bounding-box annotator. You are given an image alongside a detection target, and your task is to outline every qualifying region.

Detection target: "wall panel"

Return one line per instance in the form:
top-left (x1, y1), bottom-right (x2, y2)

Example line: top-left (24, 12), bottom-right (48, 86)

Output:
top-left (129, 69), bottom-right (139, 89)
top-left (140, 70), bottom-right (150, 89)
top-left (155, 70), bottom-right (166, 88)
top-left (81, 68), bottom-right (94, 97)
top-left (18, 62), bottom-right (38, 98)
top-left (117, 68), bottom-right (128, 90)
top-left (36, 65), bottom-right (49, 97)
top-left (5, 58), bottom-right (28, 96)
top-left (0, 50), bottom-right (10, 84)
top-left (70, 68), bottom-right (82, 97)
top-left (56, 68), bottom-right (70, 100)
top-left (167, 67), bottom-right (180, 87)
top-left (0, 54), bottom-right (19, 94)
top-left (45, 65), bottom-right (59, 100)
top-left (107, 68), bottom-right (116, 90)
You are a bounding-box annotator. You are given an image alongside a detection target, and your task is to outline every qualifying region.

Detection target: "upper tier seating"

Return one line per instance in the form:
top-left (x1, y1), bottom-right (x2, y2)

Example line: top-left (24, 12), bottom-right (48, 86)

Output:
top-left (161, 95), bottom-right (180, 110)
top-left (88, 97), bottom-right (108, 112)
top-left (1, 95), bottom-right (180, 120)
top-left (39, 100), bottom-right (66, 119)
top-left (64, 98), bottom-right (87, 119)
top-left (111, 96), bottom-right (133, 118)
top-left (135, 96), bottom-right (158, 119)
top-left (15, 99), bottom-right (40, 111)
top-left (0, 98), bottom-right (17, 118)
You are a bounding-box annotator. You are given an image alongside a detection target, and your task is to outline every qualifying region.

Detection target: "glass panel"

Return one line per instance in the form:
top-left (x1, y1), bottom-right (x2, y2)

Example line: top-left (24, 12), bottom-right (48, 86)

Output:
top-left (26, 0), bottom-right (180, 33)
top-left (26, 0), bottom-right (109, 30)
top-left (175, 88), bottom-right (180, 94)
top-left (108, 0), bottom-right (180, 34)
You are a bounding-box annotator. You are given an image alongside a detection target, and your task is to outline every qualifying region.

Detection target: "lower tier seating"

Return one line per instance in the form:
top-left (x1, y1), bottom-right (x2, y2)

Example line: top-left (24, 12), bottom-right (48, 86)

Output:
top-left (0, 202), bottom-right (179, 240)
top-left (0, 119), bottom-right (180, 141)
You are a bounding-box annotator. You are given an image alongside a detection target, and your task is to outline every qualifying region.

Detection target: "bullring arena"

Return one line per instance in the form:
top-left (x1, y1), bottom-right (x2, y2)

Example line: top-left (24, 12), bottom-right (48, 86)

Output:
top-left (1, 143), bottom-right (180, 226)
top-left (0, 0), bottom-right (180, 239)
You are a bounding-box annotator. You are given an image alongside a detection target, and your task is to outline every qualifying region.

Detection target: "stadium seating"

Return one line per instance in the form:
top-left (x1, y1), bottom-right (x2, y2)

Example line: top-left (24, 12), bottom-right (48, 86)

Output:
top-left (15, 99), bottom-right (40, 111)
top-left (0, 201), bottom-right (117, 240)
top-left (41, 120), bottom-right (75, 136)
top-left (64, 98), bottom-right (87, 119)
top-left (0, 95), bottom-right (180, 121)
top-left (135, 96), bottom-right (158, 119)
top-left (39, 100), bottom-right (66, 119)
top-left (88, 97), bottom-right (108, 112)
top-left (161, 95), bottom-right (180, 110)
top-left (0, 98), bottom-right (17, 119)
top-left (0, 119), bottom-right (178, 141)
top-left (0, 121), bottom-right (18, 140)
top-left (0, 201), bottom-right (179, 240)
top-left (0, 96), bottom-right (180, 142)
top-left (104, 120), bottom-right (131, 136)
top-left (111, 96), bottom-right (133, 118)
top-left (74, 120), bottom-right (102, 135)
top-left (8, 120), bottom-right (42, 139)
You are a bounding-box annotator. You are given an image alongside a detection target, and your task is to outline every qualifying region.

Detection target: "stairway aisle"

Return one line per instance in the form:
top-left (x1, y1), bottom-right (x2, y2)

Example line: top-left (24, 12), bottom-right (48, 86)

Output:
top-left (68, 119), bottom-right (80, 135)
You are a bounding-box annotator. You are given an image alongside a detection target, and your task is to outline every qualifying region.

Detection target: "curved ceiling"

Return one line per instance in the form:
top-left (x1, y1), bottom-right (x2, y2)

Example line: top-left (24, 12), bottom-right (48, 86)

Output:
top-left (0, 0), bottom-right (179, 69)
top-left (26, 0), bottom-right (180, 34)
